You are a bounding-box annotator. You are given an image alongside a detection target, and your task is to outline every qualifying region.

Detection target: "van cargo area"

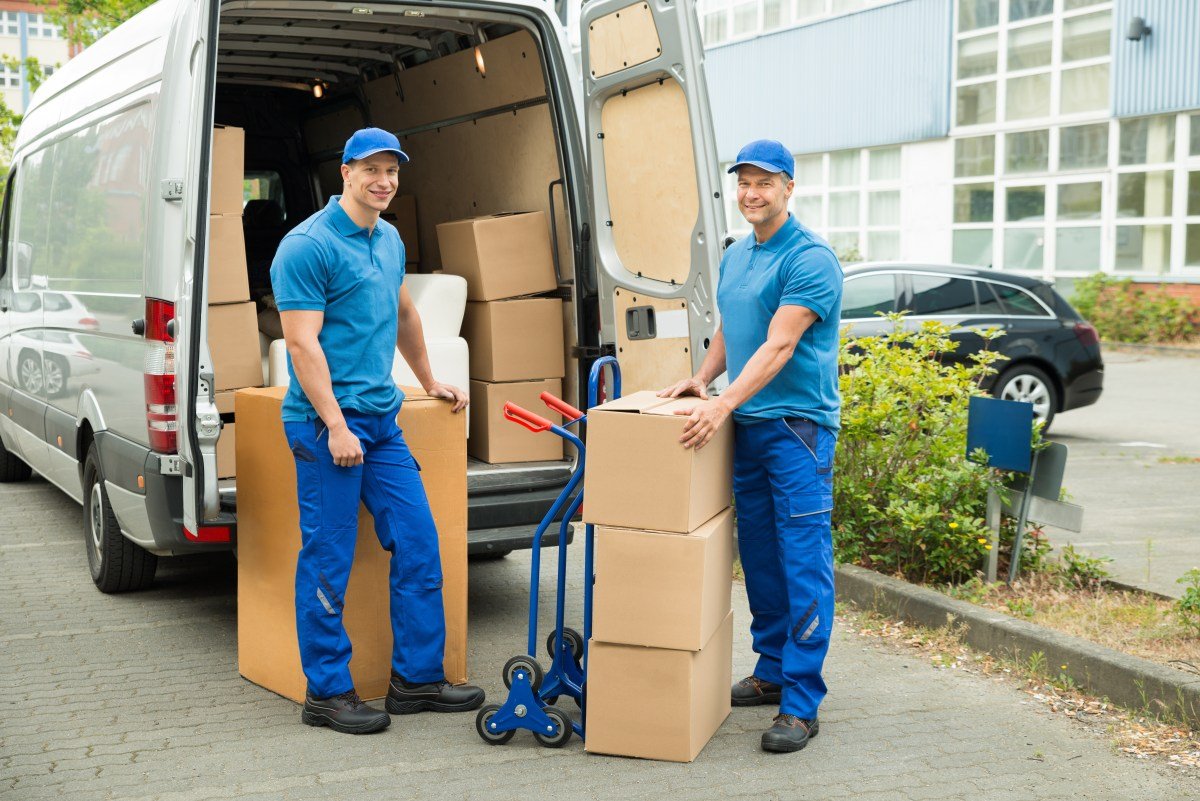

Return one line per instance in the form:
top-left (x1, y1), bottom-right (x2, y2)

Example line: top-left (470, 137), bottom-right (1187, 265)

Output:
top-left (208, 3), bottom-right (588, 556)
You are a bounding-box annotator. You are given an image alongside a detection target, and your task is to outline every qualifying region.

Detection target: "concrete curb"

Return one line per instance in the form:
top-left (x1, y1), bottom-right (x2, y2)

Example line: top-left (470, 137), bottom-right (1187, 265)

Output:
top-left (1104, 341), bottom-right (1200, 358)
top-left (835, 563), bottom-right (1200, 728)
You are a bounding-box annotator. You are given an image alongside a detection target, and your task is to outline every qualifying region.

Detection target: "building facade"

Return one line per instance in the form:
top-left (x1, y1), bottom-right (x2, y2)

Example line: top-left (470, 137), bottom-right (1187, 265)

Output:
top-left (703, 0), bottom-right (1200, 286)
top-left (0, 1), bottom-right (72, 115)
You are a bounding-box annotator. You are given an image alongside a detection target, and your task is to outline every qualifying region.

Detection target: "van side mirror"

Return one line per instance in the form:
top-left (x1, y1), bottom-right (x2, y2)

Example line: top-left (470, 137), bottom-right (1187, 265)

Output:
top-left (13, 241), bottom-right (32, 289)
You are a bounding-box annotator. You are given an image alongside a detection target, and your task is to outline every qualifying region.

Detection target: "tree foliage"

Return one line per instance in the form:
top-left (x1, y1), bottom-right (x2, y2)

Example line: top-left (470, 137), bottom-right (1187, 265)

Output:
top-left (46, 0), bottom-right (155, 48)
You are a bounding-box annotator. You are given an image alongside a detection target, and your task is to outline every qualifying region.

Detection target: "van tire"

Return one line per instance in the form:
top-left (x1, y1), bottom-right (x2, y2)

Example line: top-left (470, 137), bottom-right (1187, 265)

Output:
top-left (0, 436), bottom-right (32, 482)
top-left (83, 442), bottom-right (157, 593)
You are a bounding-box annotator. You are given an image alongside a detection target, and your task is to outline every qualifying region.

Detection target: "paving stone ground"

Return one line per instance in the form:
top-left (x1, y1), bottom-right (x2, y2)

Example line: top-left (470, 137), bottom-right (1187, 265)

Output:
top-left (2, 475), bottom-right (1197, 800)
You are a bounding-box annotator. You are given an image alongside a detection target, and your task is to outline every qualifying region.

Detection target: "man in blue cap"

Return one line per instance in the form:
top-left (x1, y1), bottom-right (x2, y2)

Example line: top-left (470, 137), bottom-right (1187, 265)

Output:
top-left (271, 127), bottom-right (484, 734)
top-left (660, 139), bottom-right (842, 753)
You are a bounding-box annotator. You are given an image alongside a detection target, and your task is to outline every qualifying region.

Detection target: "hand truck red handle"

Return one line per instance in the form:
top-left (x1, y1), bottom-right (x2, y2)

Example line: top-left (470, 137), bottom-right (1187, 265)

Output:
top-left (503, 402), bottom-right (554, 433)
top-left (540, 392), bottom-right (583, 422)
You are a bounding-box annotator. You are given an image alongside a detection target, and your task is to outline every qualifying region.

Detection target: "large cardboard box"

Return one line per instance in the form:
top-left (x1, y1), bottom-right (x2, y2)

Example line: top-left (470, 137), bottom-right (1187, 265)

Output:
top-left (235, 386), bottom-right (469, 702)
top-left (382, 194), bottom-right (419, 263)
top-left (208, 214), bottom-right (249, 304)
top-left (436, 212), bottom-right (557, 301)
top-left (207, 302), bottom-right (264, 391)
top-left (585, 611), bottom-right (733, 763)
top-left (215, 390), bottom-right (236, 479)
top-left (211, 125), bottom-right (245, 216)
top-left (593, 508), bottom-right (733, 651)
top-left (462, 298), bottom-right (564, 382)
top-left (468, 378), bottom-right (564, 464)
top-left (582, 391), bottom-right (733, 533)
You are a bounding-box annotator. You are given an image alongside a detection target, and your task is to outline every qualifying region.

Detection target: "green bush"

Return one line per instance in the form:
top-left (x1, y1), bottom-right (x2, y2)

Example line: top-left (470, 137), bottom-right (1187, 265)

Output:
top-left (1176, 569), bottom-right (1200, 636)
top-left (1070, 273), bottom-right (1199, 344)
top-left (833, 315), bottom-right (1013, 584)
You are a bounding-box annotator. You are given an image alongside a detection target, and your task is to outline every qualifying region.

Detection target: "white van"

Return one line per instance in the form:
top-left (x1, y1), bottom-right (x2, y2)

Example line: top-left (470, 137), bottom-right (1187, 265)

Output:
top-left (0, 0), bottom-right (724, 592)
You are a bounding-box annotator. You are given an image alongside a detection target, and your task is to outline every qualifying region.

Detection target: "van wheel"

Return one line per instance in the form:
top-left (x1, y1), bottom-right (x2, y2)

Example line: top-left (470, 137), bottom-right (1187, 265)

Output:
top-left (0, 436), bottom-right (32, 482)
top-left (83, 442), bottom-right (157, 593)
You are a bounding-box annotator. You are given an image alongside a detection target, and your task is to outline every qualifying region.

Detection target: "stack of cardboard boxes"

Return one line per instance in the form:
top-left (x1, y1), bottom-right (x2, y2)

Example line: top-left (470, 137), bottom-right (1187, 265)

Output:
top-left (207, 124), bottom-right (263, 479)
top-left (437, 211), bottom-right (565, 464)
top-left (581, 391), bottom-right (736, 763)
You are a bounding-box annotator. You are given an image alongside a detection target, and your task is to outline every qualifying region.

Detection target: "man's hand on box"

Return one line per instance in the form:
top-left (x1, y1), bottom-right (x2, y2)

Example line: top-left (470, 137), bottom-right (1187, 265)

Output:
top-left (675, 398), bottom-right (731, 450)
top-left (657, 376), bottom-right (710, 400)
top-left (427, 381), bottom-right (469, 413)
top-left (328, 425), bottom-right (364, 467)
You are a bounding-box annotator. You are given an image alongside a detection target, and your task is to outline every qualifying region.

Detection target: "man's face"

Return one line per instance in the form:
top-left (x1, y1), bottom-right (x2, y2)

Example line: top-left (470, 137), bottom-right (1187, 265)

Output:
top-left (341, 152), bottom-right (400, 213)
top-left (736, 165), bottom-right (793, 228)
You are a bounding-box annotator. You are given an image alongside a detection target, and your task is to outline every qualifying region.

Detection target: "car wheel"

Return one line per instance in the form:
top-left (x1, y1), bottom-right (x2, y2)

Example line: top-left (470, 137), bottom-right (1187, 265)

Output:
top-left (42, 355), bottom-right (68, 398)
top-left (17, 350), bottom-right (43, 395)
top-left (0, 435), bottom-right (32, 482)
top-left (994, 364), bottom-right (1059, 431)
top-left (82, 442), bottom-right (157, 593)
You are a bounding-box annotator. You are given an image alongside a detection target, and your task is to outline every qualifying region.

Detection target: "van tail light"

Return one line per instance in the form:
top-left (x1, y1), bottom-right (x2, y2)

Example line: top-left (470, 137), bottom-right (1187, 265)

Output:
top-left (78, 317), bottom-right (100, 330)
top-left (1073, 321), bottom-right (1100, 348)
top-left (143, 298), bottom-right (177, 453)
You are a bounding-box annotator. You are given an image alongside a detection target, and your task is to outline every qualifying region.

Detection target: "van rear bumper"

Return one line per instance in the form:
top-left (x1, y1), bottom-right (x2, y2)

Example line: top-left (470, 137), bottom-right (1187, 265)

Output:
top-left (142, 453), bottom-right (234, 555)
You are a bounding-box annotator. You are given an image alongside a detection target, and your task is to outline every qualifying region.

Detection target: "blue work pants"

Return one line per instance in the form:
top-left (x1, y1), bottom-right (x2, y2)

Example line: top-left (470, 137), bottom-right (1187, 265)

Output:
top-left (733, 417), bottom-right (836, 719)
top-left (285, 407), bottom-right (446, 699)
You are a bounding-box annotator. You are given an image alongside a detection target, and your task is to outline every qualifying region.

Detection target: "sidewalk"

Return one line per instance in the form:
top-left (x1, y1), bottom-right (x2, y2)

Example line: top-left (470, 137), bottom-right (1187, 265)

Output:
top-left (1, 475), bottom-right (1196, 800)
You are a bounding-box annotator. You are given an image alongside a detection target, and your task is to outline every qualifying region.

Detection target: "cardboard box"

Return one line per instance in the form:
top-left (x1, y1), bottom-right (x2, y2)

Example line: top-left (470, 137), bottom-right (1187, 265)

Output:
top-left (215, 390), bottom-right (236, 479)
top-left (208, 214), bottom-right (249, 304)
top-left (468, 378), bottom-right (564, 464)
top-left (436, 212), bottom-right (557, 301)
top-left (585, 611), bottom-right (733, 763)
top-left (211, 125), bottom-right (245, 216)
top-left (207, 302), bottom-right (264, 391)
top-left (383, 195), bottom-right (419, 263)
top-left (582, 391), bottom-right (733, 533)
top-left (235, 385), bottom-right (469, 702)
top-left (462, 298), bottom-right (564, 382)
top-left (593, 508), bottom-right (733, 651)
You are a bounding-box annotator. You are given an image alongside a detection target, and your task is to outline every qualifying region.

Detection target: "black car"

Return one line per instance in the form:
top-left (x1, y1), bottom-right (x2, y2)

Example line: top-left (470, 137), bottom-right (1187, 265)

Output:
top-left (841, 264), bottom-right (1103, 429)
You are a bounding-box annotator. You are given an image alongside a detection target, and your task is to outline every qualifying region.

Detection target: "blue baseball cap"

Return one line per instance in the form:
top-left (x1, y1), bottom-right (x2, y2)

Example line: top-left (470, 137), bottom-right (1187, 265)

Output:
top-left (727, 139), bottom-right (794, 181)
top-left (342, 127), bottom-right (410, 165)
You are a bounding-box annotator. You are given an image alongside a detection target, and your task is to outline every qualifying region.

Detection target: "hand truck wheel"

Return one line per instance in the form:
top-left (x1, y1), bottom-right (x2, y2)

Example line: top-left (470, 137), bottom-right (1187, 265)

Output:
top-left (502, 655), bottom-right (544, 692)
top-left (475, 704), bottom-right (514, 745)
top-left (533, 706), bottom-right (573, 748)
top-left (545, 627), bottom-right (585, 663)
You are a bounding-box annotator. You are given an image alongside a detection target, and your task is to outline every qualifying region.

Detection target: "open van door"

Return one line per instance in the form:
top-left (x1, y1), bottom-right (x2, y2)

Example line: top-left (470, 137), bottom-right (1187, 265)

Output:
top-left (580, 0), bottom-right (725, 393)
top-left (174, 0), bottom-right (229, 538)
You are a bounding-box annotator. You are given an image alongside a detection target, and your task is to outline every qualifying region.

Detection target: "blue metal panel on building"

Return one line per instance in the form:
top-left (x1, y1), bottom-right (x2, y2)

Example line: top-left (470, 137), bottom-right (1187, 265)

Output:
top-left (1112, 0), bottom-right (1200, 118)
top-left (703, 0), bottom-right (952, 160)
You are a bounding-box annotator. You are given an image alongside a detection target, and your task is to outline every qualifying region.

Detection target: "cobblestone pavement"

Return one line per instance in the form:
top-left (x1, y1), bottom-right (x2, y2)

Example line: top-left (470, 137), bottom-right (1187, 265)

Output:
top-left (2, 475), bottom-right (1197, 800)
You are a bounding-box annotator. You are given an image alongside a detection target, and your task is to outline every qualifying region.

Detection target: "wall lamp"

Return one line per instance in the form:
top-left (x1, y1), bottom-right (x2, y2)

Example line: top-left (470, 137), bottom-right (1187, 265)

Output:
top-left (1127, 16), bottom-right (1151, 42)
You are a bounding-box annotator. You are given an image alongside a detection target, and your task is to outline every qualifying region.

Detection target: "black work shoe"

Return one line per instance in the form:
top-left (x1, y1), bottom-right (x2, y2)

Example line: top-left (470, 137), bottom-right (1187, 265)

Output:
top-left (301, 691), bottom-right (390, 734)
top-left (385, 673), bottom-right (486, 714)
top-left (731, 675), bottom-right (783, 706)
top-left (761, 714), bottom-right (819, 753)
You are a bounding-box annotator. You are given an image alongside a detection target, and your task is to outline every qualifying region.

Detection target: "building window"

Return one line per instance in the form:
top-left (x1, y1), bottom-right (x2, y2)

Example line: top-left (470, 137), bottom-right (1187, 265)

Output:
top-left (699, 0), bottom-right (903, 46)
top-left (1, 63), bottom-right (20, 88)
top-left (958, 0), bottom-right (999, 32)
top-left (2, 11), bottom-right (18, 36)
top-left (27, 13), bottom-right (60, 39)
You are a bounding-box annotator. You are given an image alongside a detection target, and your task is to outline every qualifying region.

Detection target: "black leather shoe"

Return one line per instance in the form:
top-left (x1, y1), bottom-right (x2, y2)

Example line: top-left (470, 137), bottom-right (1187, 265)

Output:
top-left (301, 691), bottom-right (390, 734)
top-left (385, 673), bottom-right (485, 714)
top-left (731, 675), bottom-right (783, 706)
top-left (761, 714), bottom-right (819, 753)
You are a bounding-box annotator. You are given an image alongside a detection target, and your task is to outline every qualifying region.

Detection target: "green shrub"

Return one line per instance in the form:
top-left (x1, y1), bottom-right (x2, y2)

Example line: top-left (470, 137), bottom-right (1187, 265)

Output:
top-left (1056, 544), bottom-right (1112, 589)
top-left (1070, 273), bottom-right (1200, 344)
top-left (833, 316), bottom-right (1013, 584)
top-left (1175, 569), bottom-right (1200, 636)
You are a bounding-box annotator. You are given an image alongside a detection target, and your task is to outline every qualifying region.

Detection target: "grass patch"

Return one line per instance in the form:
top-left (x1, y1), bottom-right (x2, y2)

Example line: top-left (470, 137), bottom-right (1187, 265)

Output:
top-left (941, 572), bottom-right (1200, 672)
top-left (1158, 455), bottom-right (1200, 465)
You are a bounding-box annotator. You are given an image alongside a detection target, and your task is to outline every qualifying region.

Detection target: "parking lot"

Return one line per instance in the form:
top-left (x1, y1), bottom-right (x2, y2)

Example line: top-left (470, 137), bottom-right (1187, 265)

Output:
top-left (1048, 350), bottom-right (1200, 597)
top-left (3, 456), bottom-right (1197, 800)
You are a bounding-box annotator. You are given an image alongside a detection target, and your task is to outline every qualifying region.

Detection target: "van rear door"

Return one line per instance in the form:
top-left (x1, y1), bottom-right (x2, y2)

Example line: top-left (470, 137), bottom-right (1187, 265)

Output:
top-left (174, 0), bottom-right (227, 536)
top-left (580, 0), bottom-right (725, 393)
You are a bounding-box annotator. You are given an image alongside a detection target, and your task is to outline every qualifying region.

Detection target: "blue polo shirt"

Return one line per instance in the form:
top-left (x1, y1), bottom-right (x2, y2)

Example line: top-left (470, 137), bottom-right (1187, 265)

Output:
top-left (717, 214), bottom-right (843, 431)
top-left (270, 196), bottom-right (407, 422)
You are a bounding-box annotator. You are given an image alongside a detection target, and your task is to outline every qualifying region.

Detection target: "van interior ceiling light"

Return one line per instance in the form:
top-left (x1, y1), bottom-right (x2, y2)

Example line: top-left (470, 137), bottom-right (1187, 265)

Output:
top-left (312, 81), bottom-right (324, 99)
top-left (1127, 16), bottom-right (1151, 41)
top-left (474, 46), bottom-right (486, 77)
